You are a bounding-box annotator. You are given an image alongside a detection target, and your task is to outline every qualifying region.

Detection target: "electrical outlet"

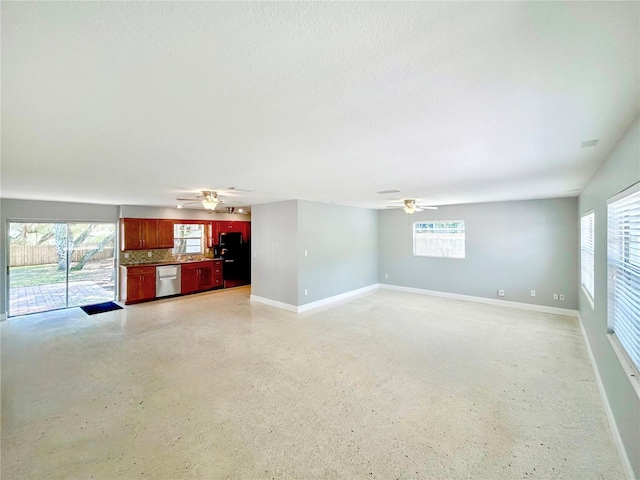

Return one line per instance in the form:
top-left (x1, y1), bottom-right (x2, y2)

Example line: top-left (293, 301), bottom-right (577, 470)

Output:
top-left (254, 252), bottom-right (257, 258)
top-left (147, 252), bottom-right (152, 258)
top-left (498, 290), bottom-right (505, 297)
top-left (304, 289), bottom-right (308, 296)
top-left (559, 294), bottom-right (565, 301)
top-left (385, 274), bottom-right (388, 279)
top-left (553, 294), bottom-right (559, 300)
top-left (304, 250), bottom-right (308, 257)
top-left (124, 252), bottom-right (130, 259)
top-left (531, 290), bottom-right (536, 297)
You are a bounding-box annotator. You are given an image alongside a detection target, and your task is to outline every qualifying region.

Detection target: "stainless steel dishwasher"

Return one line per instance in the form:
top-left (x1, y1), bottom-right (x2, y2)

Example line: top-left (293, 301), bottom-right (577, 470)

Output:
top-left (156, 265), bottom-right (181, 297)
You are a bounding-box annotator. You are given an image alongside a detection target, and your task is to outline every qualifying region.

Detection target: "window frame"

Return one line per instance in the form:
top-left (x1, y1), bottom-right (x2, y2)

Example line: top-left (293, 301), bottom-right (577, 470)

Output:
top-left (607, 181), bottom-right (640, 378)
top-left (172, 223), bottom-right (204, 255)
top-left (413, 220), bottom-right (466, 259)
top-left (580, 211), bottom-right (595, 309)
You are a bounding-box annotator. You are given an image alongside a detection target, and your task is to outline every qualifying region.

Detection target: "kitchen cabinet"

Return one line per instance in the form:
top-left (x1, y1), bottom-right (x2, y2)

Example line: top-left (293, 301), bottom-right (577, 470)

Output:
top-left (120, 265), bottom-right (156, 304)
top-left (210, 221), bottom-right (251, 245)
top-left (122, 218), bottom-right (144, 250)
top-left (212, 259), bottom-right (223, 288)
top-left (157, 220), bottom-right (175, 248)
top-left (241, 222), bottom-right (251, 243)
top-left (181, 261), bottom-right (215, 295)
top-left (121, 218), bottom-right (174, 250)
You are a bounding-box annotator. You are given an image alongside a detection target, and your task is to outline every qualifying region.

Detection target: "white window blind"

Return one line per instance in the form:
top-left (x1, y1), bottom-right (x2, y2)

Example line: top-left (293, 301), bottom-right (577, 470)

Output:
top-left (413, 221), bottom-right (465, 258)
top-left (607, 184), bottom-right (640, 371)
top-left (581, 212), bottom-right (595, 302)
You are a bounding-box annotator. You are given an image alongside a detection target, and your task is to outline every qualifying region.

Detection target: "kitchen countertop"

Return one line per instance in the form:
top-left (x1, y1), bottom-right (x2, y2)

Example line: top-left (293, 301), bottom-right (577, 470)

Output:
top-left (122, 258), bottom-right (223, 267)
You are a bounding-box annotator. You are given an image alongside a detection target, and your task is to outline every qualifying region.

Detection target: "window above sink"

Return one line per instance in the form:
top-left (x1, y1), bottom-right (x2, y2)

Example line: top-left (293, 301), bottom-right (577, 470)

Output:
top-left (173, 224), bottom-right (204, 255)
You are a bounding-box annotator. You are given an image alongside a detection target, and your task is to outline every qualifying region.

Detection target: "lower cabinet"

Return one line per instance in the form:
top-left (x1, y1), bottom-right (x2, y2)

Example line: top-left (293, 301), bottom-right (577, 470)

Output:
top-left (181, 261), bottom-right (220, 295)
top-left (120, 266), bottom-right (156, 304)
top-left (212, 259), bottom-right (223, 288)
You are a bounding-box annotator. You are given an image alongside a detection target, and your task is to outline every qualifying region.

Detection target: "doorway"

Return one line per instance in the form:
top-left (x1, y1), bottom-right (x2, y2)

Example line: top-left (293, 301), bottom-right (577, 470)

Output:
top-left (7, 222), bottom-right (116, 316)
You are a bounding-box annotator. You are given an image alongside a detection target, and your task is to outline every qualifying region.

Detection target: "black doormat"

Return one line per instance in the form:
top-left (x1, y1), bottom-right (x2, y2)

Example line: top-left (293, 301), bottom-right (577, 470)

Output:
top-left (81, 301), bottom-right (123, 315)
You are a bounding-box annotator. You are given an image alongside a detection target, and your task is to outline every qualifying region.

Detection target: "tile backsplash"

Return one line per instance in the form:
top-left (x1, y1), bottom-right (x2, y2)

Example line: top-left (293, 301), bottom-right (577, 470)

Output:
top-left (120, 248), bottom-right (213, 265)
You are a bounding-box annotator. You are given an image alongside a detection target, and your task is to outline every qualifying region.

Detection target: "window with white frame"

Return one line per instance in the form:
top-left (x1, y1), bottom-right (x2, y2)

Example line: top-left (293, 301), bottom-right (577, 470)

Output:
top-left (413, 221), bottom-right (465, 258)
top-left (607, 183), bottom-right (640, 371)
top-left (581, 212), bottom-right (595, 303)
top-left (173, 224), bottom-right (204, 254)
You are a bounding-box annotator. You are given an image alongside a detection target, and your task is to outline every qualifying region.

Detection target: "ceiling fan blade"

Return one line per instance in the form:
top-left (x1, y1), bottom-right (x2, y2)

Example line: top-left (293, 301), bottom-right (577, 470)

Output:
top-left (227, 186), bottom-right (254, 193)
top-left (176, 197), bottom-right (201, 201)
top-left (416, 206), bottom-right (438, 210)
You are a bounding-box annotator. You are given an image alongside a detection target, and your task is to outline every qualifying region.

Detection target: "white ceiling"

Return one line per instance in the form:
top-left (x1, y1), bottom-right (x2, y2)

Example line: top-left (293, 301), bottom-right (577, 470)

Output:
top-left (2, 2), bottom-right (638, 210)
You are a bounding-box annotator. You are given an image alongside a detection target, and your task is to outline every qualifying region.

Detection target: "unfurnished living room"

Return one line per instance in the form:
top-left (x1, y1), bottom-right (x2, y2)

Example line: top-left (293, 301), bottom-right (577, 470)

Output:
top-left (1, 2), bottom-right (639, 479)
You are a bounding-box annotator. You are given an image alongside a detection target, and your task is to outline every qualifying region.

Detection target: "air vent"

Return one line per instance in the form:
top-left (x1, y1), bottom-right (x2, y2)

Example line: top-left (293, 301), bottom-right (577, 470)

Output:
top-left (376, 189), bottom-right (400, 195)
top-left (580, 139), bottom-right (599, 148)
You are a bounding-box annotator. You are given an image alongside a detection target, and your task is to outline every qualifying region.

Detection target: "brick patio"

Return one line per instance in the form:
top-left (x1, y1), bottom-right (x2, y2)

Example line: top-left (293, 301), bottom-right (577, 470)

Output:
top-left (9, 281), bottom-right (115, 317)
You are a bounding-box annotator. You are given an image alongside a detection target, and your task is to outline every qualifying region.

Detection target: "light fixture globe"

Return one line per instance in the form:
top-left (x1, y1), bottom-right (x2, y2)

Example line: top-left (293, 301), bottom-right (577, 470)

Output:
top-left (201, 191), bottom-right (221, 210)
top-left (403, 199), bottom-right (417, 214)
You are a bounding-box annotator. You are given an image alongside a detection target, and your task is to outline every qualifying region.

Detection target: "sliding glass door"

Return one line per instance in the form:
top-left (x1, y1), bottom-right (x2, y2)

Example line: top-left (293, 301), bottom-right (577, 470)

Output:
top-left (7, 222), bottom-right (116, 316)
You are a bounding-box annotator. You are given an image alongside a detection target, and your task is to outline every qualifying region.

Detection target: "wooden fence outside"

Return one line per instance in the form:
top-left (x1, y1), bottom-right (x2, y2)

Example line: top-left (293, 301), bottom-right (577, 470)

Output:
top-left (9, 244), bottom-right (115, 267)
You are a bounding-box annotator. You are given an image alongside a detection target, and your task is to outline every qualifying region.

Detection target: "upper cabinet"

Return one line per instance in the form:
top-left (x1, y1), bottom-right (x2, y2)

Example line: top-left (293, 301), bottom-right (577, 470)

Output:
top-left (121, 218), bottom-right (174, 250)
top-left (157, 219), bottom-right (174, 248)
top-left (121, 218), bottom-right (249, 251)
top-left (209, 220), bottom-right (251, 246)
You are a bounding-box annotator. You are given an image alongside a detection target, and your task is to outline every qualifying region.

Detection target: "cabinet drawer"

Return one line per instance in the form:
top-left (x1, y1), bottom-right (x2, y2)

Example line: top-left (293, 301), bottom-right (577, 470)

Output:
top-left (126, 266), bottom-right (156, 275)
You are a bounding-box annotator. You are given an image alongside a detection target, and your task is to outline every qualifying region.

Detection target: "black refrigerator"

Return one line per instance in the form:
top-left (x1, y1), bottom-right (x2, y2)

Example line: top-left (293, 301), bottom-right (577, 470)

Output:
top-left (219, 232), bottom-right (250, 286)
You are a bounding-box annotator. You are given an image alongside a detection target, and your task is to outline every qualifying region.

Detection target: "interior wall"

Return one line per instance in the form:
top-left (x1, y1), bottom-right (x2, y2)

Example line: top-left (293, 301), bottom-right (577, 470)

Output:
top-left (120, 205), bottom-right (250, 221)
top-left (250, 200), bottom-right (298, 306)
top-left (0, 198), bottom-right (120, 317)
top-left (378, 197), bottom-right (579, 309)
top-left (578, 115), bottom-right (640, 477)
top-left (297, 201), bottom-right (378, 305)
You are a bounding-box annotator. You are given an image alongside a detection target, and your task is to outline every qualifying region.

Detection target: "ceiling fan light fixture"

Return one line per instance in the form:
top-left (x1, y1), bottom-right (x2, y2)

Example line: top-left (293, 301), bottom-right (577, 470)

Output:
top-left (201, 191), bottom-right (221, 209)
top-left (201, 200), bottom-right (219, 210)
top-left (403, 199), bottom-right (417, 214)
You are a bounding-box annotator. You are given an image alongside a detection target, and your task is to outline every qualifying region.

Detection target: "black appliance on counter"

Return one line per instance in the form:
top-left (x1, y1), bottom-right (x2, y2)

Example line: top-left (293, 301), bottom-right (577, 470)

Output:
top-left (218, 232), bottom-right (250, 286)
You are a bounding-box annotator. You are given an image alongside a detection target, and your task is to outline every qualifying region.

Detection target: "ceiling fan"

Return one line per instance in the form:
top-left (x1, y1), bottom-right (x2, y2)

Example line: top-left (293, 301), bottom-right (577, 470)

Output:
top-left (176, 191), bottom-right (224, 210)
top-left (386, 199), bottom-right (438, 214)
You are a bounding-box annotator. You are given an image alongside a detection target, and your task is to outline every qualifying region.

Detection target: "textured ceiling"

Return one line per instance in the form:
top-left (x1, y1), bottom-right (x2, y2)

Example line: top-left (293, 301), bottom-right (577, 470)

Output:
top-left (1, 2), bottom-right (639, 210)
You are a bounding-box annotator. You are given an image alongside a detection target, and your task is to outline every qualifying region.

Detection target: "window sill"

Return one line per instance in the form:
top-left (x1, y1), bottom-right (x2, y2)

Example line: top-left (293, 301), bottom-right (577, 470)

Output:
top-left (581, 285), bottom-right (595, 310)
top-left (608, 333), bottom-right (640, 399)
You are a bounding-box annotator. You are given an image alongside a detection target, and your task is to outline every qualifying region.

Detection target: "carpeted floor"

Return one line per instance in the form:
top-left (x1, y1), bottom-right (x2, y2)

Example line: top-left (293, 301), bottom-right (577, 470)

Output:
top-left (0, 287), bottom-right (624, 479)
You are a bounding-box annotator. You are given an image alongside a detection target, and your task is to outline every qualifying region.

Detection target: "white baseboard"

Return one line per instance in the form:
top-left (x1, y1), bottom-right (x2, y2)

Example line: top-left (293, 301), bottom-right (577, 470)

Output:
top-left (250, 284), bottom-right (379, 314)
top-left (252, 284), bottom-right (579, 317)
top-left (249, 295), bottom-right (298, 312)
top-left (297, 284), bottom-right (379, 313)
top-left (577, 315), bottom-right (635, 480)
top-left (379, 283), bottom-right (579, 317)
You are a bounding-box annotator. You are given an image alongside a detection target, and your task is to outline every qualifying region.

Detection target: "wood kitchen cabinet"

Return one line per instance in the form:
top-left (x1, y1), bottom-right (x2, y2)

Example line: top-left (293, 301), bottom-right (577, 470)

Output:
top-left (121, 218), bottom-right (144, 250)
top-left (241, 222), bottom-right (251, 243)
top-left (121, 218), bottom-right (174, 250)
top-left (157, 219), bottom-right (174, 248)
top-left (210, 221), bottom-right (251, 245)
top-left (181, 261), bottom-right (215, 295)
top-left (120, 265), bottom-right (156, 304)
top-left (212, 259), bottom-right (223, 288)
